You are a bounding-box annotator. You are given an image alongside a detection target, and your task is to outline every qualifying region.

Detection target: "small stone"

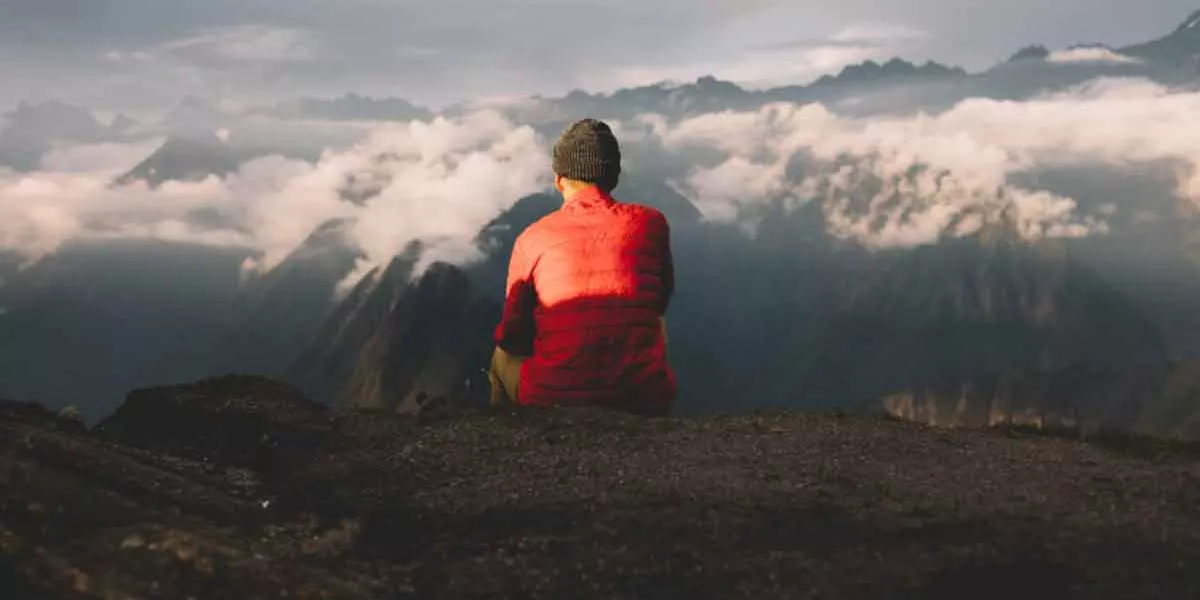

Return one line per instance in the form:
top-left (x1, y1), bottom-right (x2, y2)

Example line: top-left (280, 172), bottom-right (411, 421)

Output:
top-left (68, 568), bottom-right (91, 592)
top-left (56, 405), bottom-right (84, 424)
top-left (195, 557), bottom-right (215, 575)
top-left (120, 534), bottom-right (146, 549)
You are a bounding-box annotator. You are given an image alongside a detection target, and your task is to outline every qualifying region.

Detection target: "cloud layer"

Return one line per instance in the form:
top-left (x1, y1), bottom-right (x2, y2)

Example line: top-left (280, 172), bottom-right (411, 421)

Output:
top-left (652, 77), bottom-right (1200, 247)
top-left (1047, 47), bottom-right (1141, 64)
top-left (3, 76), bottom-right (1200, 292)
top-left (0, 111), bottom-right (550, 288)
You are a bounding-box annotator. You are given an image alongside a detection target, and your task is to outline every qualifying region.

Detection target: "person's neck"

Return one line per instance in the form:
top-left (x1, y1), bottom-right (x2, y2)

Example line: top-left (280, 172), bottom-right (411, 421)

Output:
top-left (561, 184), bottom-right (601, 205)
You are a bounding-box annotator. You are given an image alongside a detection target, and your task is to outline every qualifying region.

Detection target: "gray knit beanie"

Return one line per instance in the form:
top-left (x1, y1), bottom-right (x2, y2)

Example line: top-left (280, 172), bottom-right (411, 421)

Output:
top-left (552, 118), bottom-right (621, 192)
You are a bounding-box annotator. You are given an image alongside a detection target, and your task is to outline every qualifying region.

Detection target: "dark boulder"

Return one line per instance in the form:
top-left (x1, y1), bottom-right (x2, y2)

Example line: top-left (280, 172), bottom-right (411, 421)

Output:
top-left (95, 375), bottom-right (333, 477)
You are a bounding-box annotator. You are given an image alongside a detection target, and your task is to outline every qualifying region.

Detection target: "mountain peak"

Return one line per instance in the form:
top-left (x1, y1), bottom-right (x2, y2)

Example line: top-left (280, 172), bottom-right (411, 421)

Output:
top-left (1008, 44), bottom-right (1051, 62)
top-left (115, 132), bottom-right (240, 187)
top-left (812, 57), bottom-right (967, 87)
top-left (692, 74), bottom-right (743, 92)
top-left (283, 94), bottom-right (433, 121)
top-left (564, 88), bottom-right (596, 101)
top-left (159, 95), bottom-right (230, 136)
top-left (109, 113), bottom-right (139, 132)
top-left (1119, 8), bottom-right (1200, 64)
top-left (1176, 9), bottom-right (1200, 33)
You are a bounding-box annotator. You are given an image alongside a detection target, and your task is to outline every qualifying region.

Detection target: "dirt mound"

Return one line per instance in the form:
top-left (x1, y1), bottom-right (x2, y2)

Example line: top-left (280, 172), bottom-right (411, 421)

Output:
top-left (95, 375), bottom-right (333, 477)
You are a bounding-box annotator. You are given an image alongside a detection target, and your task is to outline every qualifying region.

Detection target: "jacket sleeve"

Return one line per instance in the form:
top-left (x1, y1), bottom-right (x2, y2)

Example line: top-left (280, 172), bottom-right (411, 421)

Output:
top-left (658, 213), bottom-right (674, 315)
top-left (493, 236), bottom-right (537, 356)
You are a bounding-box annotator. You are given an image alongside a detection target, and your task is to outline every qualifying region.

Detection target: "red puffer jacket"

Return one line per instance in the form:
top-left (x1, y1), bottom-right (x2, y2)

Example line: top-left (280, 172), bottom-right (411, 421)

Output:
top-left (493, 186), bottom-right (676, 415)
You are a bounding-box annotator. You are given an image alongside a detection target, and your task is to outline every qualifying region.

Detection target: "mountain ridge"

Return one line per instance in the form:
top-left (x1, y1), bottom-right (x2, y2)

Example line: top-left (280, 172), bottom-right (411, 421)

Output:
top-left (5, 8), bottom-right (1200, 139)
top-left (1116, 8), bottom-right (1200, 64)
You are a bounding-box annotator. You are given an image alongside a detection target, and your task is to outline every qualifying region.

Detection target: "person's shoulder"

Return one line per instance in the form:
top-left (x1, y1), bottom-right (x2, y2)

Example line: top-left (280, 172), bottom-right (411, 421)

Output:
top-left (513, 209), bottom-right (566, 253)
top-left (621, 201), bottom-right (670, 228)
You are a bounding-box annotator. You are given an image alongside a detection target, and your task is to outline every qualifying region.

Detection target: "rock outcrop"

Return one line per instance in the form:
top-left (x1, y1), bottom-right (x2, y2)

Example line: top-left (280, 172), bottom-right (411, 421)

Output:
top-left (95, 375), bottom-right (334, 478)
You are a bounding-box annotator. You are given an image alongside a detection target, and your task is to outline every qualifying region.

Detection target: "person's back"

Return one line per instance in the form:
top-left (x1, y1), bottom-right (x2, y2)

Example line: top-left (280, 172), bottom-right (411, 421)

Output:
top-left (490, 118), bottom-right (676, 416)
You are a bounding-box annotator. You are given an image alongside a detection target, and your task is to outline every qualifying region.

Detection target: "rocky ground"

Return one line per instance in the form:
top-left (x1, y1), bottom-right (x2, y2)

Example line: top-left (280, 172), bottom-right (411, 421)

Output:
top-left (2, 375), bottom-right (1199, 599)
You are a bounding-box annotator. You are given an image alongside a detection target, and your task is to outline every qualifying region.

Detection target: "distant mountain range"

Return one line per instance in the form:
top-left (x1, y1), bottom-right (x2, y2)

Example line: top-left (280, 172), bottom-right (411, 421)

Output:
top-left (6, 9), bottom-right (1200, 175)
top-left (6, 10), bottom-right (1200, 437)
top-left (806, 58), bottom-right (967, 87)
top-left (253, 93), bottom-right (434, 122)
top-left (12, 160), bottom-right (1190, 427)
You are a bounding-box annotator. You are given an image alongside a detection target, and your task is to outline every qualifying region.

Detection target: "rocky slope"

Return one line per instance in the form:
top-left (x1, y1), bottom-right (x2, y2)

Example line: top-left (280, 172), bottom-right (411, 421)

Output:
top-left (205, 219), bottom-right (363, 379)
top-left (715, 221), bottom-right (1168, 411)
top-left (2, 375), bottom-right (1200, 599)
top-left (0, 240), bottom-right (249, 415)
top-left (287, 257), bottom-right (499, 412)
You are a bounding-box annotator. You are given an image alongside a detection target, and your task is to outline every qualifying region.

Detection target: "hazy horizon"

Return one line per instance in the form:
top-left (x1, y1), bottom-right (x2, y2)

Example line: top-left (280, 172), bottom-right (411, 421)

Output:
top-left (2, 1), bottom-right (1198, 113)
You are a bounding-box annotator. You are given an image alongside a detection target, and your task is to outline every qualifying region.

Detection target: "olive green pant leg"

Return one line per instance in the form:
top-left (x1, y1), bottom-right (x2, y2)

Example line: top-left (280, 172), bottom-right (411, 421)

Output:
top-left (489, 346), bottom-right (524, 406)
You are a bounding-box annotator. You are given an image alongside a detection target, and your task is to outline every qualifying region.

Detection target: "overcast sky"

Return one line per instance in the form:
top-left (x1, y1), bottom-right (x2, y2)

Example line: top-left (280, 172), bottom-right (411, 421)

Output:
top-left (1, 0), bottom-right (1196, 113)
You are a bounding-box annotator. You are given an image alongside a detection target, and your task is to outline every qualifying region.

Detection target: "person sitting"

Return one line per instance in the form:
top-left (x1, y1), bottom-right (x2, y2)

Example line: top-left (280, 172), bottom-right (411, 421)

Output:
top-left (489, 118), bottom-right (676, 417)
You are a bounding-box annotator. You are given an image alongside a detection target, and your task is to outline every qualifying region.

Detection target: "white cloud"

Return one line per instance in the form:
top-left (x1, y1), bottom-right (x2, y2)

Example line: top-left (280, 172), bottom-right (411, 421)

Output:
top-left (83, 26), bottom-right (325, 108)
top-left (158, 25), bottom-right (319, 63)
top-left (829, 23), bottom-right (926, 43)
top-left (8, 76), bottom-right (1200, 291)
top-left (0, 111), bottom-right (550, 288)
top-left (653, 77), bottom-right (1200, 248)
top-left (1047, 47), bottom-right (1141, 65)
top-left (671, 155), bottom-right (787, 222)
